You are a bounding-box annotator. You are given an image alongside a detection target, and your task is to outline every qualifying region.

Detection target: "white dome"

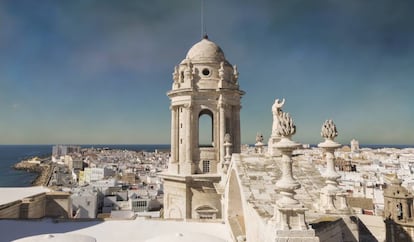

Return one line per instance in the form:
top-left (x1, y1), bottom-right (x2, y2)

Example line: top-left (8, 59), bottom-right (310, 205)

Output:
top-left (145, 232), bottom-right (226, 242)
top-left (13, 233), bottom-right (96, 242)
top-left (185, 37), bottom-right (226, 63)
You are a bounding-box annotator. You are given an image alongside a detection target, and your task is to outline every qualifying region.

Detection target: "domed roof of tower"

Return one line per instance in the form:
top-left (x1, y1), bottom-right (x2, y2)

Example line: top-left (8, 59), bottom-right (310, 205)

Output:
top-left (185, 35), bottom-right (226, 63)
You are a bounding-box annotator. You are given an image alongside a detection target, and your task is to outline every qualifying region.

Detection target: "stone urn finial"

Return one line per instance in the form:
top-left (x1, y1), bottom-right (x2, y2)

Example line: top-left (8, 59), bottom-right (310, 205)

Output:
top-left (276, 112), bottom-right (296, 138)
top-left (321, 119), bottom-right (338, 141)
top-left (224, 133), bottom-right (231, 143)
top-left (256, 133), bottom-right (264, 143)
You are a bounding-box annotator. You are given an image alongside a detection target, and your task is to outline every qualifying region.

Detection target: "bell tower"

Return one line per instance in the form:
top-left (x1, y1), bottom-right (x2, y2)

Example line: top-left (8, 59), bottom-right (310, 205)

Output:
top-left (162, 36), bottom-right (244, 219)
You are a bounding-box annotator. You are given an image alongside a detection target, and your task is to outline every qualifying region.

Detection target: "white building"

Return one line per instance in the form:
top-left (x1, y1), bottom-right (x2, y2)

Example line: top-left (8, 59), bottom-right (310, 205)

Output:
top-left (71, 188), bottom-right (98, 219)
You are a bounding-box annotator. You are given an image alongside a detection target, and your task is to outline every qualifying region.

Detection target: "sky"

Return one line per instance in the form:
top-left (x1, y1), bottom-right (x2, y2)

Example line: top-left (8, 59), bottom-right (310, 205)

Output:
top-left (1, 0), bottom-right (414, 145)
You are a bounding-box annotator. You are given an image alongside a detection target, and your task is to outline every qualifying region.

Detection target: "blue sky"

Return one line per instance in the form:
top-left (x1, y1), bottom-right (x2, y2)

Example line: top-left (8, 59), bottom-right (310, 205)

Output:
top-left (1, 0), bottom-right (414, 145)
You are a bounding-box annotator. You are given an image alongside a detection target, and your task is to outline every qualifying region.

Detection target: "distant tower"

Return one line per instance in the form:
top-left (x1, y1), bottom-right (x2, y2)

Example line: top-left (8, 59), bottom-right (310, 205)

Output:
top-left (350, 139), bottom-right (359, 153)
top-left (384, 174), bottom-right (414, 242)
top-left (162, 36), bottom-right (244, 219)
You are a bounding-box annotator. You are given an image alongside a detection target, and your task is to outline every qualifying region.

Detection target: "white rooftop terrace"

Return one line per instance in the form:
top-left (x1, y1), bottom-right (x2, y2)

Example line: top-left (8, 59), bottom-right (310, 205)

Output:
top-left (1, 218), bottom-right (231, 242)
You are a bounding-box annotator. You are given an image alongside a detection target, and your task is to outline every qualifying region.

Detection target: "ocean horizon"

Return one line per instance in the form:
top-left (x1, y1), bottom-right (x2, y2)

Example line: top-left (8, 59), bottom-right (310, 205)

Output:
top-left (0, 144), bottom-right (413, 187)
top-left (0, 144), bottom-right (171, 187)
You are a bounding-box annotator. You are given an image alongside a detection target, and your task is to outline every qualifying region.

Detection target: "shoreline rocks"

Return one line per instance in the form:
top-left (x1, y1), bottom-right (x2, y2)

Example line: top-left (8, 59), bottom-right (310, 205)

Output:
top-left (13, 160), bottom-right (52, 186)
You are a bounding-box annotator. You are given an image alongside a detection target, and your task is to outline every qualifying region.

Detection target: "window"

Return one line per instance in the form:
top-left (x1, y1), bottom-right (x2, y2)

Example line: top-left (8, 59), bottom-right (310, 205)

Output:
top-left (202, 68), bottom-right (210, 76)
top-left (203, 160), bottom-right (210, 173)
top-left (199, 110), bottom-right (213, 147)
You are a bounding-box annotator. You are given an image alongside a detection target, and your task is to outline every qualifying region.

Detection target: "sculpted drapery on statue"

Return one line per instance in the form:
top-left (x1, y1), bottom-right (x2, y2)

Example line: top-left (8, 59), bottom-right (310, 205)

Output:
top-left (268, 98), bottom-right (286, 157)
top-left (272, 98), bottom-right (285, 136)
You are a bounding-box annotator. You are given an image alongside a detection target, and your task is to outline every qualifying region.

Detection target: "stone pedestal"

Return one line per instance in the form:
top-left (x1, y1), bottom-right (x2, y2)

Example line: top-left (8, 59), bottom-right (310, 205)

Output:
top-left (272, 137), bottom-right (318, 241)
top-left (255, 141), bottom-right (264, 154)
top-left (268, 136), bottom-right (282, 156)
top-left (223, 135), bottom-right (232, 175)
top-left (318, 139), bottom-right (350, 214)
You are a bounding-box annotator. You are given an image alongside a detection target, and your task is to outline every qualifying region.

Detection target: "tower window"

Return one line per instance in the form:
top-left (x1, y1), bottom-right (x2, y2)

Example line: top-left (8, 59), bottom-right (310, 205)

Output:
top-left (203, 160), bottom-right (210, 173)
top-left (202, 68), bottom-right (210, 76)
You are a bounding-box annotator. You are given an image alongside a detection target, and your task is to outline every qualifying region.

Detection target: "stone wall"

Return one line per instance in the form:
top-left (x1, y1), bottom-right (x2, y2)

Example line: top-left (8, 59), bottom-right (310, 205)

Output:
top-left (20, 193), bottom-right (47, 219)
top-left (45, 192), bottom-right (71, 218)
top-left (0, 200), bottom-right (21, 219)
top-left (0, 192), bottom-right (71, 219)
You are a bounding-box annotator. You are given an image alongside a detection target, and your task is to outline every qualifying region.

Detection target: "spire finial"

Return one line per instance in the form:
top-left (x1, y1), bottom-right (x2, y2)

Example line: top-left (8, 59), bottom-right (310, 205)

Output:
top-left (201, 0), bottom-right (207, 39)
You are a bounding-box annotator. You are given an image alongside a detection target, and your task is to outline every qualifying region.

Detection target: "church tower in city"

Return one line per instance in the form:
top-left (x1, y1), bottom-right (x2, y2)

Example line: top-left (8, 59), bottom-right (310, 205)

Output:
top-left (162, 35), bottom-right (244, 219)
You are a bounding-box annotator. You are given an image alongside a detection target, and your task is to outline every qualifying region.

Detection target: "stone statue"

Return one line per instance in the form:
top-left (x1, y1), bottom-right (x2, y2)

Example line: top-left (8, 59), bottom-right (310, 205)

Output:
top-left (276, 112), bottom-right (296, 138)
top-left (184, 59), bottom-right (193, 81)
top-left (233, 65), bottom-right (239, 82)
top-left (321, 120), bottom-right (338, 140)
top-left (219, 62), bottom-right (225, 80)
top-left (172, 66), bottom-right (179, 82)
top-left (271, 98), bottom-right (285, 135)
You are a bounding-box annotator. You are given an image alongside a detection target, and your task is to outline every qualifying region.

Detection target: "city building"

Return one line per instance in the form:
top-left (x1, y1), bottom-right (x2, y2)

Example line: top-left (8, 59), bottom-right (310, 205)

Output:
top-left (52, 145), bottom-right (81, 158)
top-left (71, 188), bottom-right (98, 219)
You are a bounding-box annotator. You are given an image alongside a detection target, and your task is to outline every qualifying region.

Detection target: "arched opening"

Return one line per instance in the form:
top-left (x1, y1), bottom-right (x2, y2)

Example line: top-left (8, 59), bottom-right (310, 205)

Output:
top-left (199, 110), bottom-right (213, 147)
top-left (195, 205), bottom-right (218, 219)
top-left (227, 169), bottom-right (246, 239)
top-left (168, 206), bottom-right (182, 219)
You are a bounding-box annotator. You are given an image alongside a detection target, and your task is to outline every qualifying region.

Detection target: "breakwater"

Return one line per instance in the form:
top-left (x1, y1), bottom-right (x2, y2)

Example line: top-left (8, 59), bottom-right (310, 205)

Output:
top-left (13, 160), bottom-right (52, 186)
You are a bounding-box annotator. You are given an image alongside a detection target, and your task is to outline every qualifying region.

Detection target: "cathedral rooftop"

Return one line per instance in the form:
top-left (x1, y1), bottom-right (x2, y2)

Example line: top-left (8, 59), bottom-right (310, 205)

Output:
top-left (231, 152), bottom-right (326, 221)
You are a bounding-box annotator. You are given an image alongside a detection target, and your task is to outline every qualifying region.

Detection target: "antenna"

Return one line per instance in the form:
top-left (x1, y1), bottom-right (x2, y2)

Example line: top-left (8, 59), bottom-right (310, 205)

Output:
top-left (201, 0), bottom-right (207, 38)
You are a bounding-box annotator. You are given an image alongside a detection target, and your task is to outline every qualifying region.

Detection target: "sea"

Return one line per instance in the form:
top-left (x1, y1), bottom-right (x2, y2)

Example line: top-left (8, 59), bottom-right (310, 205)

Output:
top-left (0, 144), bottom-right (412, 187)
top-left (0, 144), bottom-right (170, 187)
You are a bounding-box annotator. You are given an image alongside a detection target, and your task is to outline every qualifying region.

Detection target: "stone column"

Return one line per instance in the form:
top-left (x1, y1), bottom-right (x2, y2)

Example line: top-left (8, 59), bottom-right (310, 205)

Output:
top-left (218, 99), bottom-right (226, 164)
top-left (233, 105), bottom-right (241, 153)
top-left (318, 119), bottom-right (350, 214)
top-left (181, 103), bottom-right (193, 175)
top-left (169, 105), bottom-right (179, 173)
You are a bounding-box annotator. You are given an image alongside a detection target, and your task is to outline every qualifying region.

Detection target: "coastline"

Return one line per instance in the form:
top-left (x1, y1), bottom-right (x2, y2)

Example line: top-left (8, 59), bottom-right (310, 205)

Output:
top-left (13, 159), bottom-right (52, 186)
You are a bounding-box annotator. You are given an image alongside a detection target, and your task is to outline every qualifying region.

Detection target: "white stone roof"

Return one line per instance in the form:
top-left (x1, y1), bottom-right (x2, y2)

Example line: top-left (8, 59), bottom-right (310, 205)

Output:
top-left (232, 153), bottom-right (326, 220)
top-left (145, 232), bottom-right (226, 242)
top-left (13, 233), bottom-right (96, 242)
top-left (0, 218), bottom-right (231, 242)
top-left (185, 38), bottom-right (226, 63)
top-left (0, 186), bottom-right (51, 205)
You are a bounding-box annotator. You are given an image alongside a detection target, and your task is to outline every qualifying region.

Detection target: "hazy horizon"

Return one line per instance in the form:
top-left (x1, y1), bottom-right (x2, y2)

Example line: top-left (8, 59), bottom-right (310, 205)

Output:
top-left (1, 0), bottom-right (414, 145)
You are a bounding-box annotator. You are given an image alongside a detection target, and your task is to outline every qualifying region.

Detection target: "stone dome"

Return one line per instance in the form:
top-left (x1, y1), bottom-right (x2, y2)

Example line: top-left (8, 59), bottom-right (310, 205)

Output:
top-left (145, 232), bottom-right (226, 242)
top-left (185, 36), bottom-right (226, 63)
top-left (13, 233), bottom-right (96, 242)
